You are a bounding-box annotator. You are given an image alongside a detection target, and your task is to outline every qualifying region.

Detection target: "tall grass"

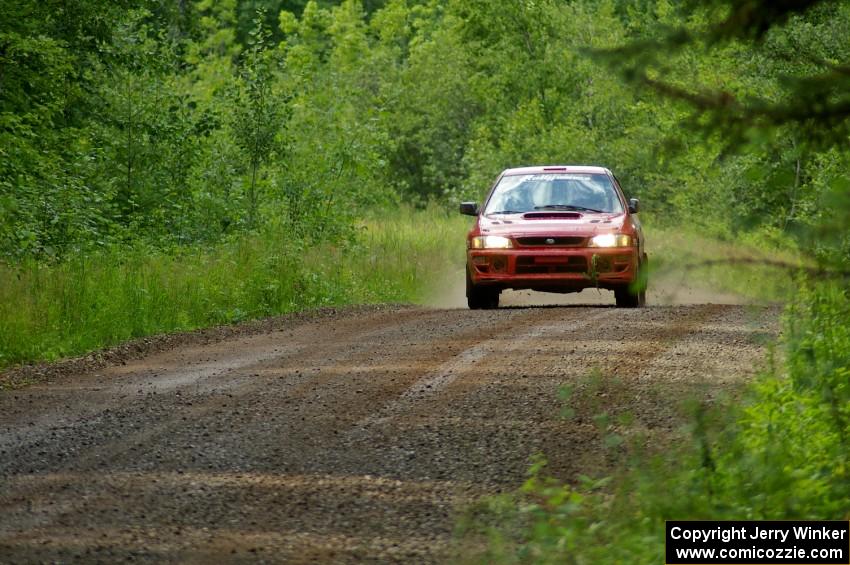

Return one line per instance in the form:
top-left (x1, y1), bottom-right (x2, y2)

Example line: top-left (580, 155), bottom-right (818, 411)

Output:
top-left (0, 208), bottom-right (470, 369)
top-left (648, 226), bottom-right (802, 302)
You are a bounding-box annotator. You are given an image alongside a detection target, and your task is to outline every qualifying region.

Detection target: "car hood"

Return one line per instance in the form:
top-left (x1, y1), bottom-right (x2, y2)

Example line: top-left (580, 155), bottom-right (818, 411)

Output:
top-left (479, 213), bottom-right (628, 236)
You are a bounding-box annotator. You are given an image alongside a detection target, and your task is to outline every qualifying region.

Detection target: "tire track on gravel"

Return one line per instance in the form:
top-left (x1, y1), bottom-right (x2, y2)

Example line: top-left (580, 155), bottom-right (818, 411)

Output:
top-left (0, 307), bottom-right (424, 455)
top-left (0, 309), bottom-right (420, 460)
top-left (0, 304), bottom-right (780, 564)
top-left (52, 308), bottom-right (538, 474)
top-left (0, 307), bottom-right (547, 532)
top-left (357, 308), bottom-right (618, 428)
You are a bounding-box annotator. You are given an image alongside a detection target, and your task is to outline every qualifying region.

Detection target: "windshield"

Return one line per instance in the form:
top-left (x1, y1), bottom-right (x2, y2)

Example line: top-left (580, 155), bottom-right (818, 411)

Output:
top-left (484, 173), bottom-right (624, 215)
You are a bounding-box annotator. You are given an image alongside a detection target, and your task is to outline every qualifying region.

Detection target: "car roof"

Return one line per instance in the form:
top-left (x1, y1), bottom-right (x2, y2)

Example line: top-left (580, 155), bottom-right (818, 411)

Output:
top-left (501, 165), bottom-right (611, 176)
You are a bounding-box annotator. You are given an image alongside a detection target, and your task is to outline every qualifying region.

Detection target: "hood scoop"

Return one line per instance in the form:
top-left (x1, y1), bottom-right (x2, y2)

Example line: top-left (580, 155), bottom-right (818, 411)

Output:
top-left (522, 211), bottom-right (582, 220)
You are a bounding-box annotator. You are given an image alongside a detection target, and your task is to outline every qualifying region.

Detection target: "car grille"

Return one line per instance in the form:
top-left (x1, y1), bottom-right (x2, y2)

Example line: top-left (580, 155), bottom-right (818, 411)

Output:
top-left (515, 256), bottom-right (587, 274)
top-left (515, 236), bottom-right (586, 247)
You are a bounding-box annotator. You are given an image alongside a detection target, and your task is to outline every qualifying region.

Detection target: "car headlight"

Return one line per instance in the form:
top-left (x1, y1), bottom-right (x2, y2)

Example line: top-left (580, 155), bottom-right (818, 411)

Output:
top-left (469, 235), bottom-right (513, 249)
top-left (588, 233), bottom-right (632, 248)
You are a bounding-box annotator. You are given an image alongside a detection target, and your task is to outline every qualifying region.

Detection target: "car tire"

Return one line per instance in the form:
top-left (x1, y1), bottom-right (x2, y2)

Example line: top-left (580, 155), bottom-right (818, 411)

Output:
top-left (615, 257), bottom-right (648, 308)
top-left (466, 267), bottom-right (500, 309)
top-left (615, 287), bottom-right (641, 308)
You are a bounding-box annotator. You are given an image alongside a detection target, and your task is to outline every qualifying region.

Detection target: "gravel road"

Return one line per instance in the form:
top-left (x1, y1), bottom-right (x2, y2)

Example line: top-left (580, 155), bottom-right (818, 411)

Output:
top-left (0, 303), bottom-right (778, 563)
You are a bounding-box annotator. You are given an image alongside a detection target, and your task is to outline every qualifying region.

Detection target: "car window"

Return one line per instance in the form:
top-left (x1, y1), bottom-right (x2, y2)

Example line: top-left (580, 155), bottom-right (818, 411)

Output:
top-left (484, 173), bottom-right (624, 214)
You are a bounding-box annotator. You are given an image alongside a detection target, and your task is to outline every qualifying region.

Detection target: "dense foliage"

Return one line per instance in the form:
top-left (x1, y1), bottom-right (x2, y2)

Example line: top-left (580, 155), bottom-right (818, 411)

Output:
top-left (3, 0), bottom-right (848, 260)
top-left (2, 1), bottom-right (849, 561)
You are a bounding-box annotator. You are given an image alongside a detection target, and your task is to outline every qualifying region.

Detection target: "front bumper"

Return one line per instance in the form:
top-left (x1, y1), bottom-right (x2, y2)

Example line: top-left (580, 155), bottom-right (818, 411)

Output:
top-left (468, 246), bottom-right (638, 292)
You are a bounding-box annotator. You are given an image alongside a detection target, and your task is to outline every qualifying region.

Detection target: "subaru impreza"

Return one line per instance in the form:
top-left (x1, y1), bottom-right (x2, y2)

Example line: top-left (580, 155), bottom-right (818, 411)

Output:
top-left (460, 165), bottom-right (647, 309)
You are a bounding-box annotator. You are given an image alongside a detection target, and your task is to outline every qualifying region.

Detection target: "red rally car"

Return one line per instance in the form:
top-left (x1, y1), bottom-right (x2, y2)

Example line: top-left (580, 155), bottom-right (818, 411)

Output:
top-left (460, 165), bottom-right (648, 309)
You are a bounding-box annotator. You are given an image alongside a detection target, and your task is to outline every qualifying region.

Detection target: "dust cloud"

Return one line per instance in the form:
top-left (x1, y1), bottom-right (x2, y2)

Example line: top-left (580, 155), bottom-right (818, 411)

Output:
top-left (423, 267), bottom-right (752, 309)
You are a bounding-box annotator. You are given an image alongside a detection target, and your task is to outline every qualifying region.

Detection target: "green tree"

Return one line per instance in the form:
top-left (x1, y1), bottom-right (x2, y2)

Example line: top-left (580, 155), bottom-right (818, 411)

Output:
top-left (231, 9), bottom-right (287, 228)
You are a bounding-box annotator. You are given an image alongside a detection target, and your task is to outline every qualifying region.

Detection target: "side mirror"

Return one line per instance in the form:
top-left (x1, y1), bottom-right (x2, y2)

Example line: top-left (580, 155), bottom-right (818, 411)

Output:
top-left (628, 198), bottom-right (640, 214)
top-left (459, 202), bottom-right (480, 216)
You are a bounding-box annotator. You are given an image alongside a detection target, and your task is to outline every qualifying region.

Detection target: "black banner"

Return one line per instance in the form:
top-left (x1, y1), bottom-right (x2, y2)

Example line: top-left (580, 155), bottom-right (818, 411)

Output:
top-left (666, 521), bottom-right (850, 564)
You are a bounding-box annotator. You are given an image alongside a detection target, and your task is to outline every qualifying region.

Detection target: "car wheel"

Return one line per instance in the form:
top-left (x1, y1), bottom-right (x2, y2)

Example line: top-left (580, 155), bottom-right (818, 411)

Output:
top-left (466, 267), bottom-right (500, 309)
top-left (615, 287), bottom-right (640, 308)
top-left (615, 257), bottom-right (648, 308)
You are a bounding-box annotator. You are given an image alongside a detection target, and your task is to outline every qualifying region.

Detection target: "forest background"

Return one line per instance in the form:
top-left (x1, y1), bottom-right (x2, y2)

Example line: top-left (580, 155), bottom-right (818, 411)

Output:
top-left (2, 0), bottom-right (849, 560)
top-left (6, 0), bottom-right (848, 261)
